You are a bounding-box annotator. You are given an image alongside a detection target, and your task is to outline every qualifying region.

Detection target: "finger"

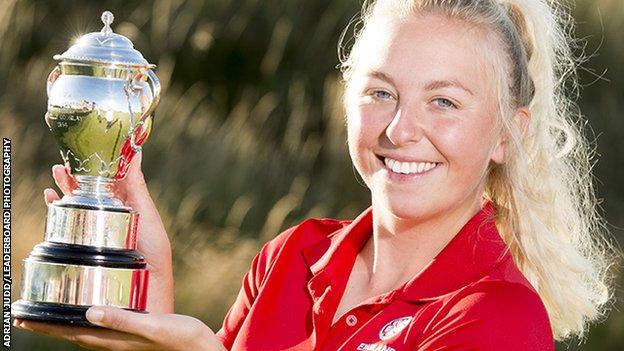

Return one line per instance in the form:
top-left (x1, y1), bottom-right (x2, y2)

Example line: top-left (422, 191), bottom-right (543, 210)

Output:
top-left (14, 318), bottom-right (100, 336)
top-left (72, 331), bottom-right (149, 351)
top-left (44, 113), bottom-right (52, 128)
top-left (15, 319), bottom-right (149, 351)
top-left (114, 152), bottom-right (154, 207)
top-left (123, 152), bottom-right (147, 188)
top-left (43, 188), bottom-right (60, 204)
top-left (128, 151), bottom-right (143, 174)
top-left (52, 164), bottom-right (77, 196)
top-left (14, 318), bottom-right (95, 337)
top-left (86, 306), bottom-right (155, 338)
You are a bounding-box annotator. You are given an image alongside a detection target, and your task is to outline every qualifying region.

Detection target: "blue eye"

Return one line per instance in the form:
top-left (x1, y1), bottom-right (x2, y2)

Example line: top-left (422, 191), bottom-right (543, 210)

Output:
top-left (434, 98), bottom-right (456, 108)
top-left (373, 90), bottom-right (393, 100)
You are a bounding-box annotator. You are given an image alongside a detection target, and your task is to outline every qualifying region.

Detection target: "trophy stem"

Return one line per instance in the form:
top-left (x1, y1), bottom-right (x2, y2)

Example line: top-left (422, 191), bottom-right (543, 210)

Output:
top-left (58, 175), bottom-right (126, 209)
top-left (74, 175), bottom-right (115, 199)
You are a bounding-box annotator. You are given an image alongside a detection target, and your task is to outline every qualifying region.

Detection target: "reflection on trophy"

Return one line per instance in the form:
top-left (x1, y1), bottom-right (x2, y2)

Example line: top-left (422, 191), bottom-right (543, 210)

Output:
top-left (12, 11), bottom-right (160, 325)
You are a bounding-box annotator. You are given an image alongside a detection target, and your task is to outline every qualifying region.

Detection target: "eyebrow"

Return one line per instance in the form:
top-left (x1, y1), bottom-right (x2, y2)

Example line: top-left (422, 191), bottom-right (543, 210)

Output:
top-left (365, 70), bottom-right (474, 96)
top-left (366, 70), bottom-right (398, 87)
top-left (424, 79), bottom-right (474, 96)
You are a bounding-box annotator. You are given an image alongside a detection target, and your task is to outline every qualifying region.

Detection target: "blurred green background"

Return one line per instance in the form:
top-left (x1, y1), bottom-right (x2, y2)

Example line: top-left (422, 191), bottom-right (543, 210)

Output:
top-left (2, 0), bottom-right (622, 350)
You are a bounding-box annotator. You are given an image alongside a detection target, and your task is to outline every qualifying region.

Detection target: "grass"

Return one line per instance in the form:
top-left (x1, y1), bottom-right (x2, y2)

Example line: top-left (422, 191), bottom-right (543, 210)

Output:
top-left (2, 0), bottom-right (623, 349)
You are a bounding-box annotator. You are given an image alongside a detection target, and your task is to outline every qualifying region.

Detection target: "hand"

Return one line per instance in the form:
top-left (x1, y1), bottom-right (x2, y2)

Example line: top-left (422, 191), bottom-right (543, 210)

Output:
top-left (13, 306), bottom-right (226, 351)
top-left (46, 153), bottom-right (174, 313)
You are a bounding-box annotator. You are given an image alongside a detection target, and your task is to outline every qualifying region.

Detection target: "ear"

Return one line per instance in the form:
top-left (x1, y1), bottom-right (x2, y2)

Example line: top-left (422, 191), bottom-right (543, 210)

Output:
top-left (490, 107), bottom-right (531, 164)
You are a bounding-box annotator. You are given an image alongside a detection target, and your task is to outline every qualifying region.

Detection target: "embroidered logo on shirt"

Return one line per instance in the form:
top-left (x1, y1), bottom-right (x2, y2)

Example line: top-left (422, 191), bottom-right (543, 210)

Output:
top-left (378, 316), bottom-right (413, 341)
top-left (356, 343), bottom-right (395, 351)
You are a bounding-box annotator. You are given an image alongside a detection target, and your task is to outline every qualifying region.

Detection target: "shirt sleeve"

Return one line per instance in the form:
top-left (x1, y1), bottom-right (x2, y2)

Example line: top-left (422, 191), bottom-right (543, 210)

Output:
top-left (214, 250), bottom-right (262, 350)
top-left (214, 226), bottom-right (298, 350)
top-left (415, 281), bottom-right (555, 351)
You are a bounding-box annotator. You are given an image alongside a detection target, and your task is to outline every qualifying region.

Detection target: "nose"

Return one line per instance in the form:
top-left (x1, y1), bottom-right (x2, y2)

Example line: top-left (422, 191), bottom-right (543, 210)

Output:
top-left (385, 106), bottom-right (425, 146)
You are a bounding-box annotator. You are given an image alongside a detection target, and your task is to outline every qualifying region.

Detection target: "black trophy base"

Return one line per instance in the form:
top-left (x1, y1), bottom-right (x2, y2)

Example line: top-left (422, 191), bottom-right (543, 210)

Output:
top-left (12, 300), bottom-right (96, 327)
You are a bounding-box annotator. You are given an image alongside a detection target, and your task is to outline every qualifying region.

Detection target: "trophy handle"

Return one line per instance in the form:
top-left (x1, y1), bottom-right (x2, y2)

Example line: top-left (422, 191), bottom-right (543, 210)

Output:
top-left (127, 68), bottom-right (160, 151)
top-left (46, 66), bottom-right (61, 96)
top-left (138, 69), bottom-right (161, 126)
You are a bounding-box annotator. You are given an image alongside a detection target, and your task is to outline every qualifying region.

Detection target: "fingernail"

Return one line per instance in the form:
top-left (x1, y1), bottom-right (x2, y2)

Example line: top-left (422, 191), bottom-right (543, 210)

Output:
top-left (86, 307), bottom-right (104, 323)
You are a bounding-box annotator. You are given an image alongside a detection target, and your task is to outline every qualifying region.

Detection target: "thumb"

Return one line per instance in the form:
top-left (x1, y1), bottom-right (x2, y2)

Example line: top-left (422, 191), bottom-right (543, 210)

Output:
top-left (114, 151), bottom-right (150, 202)
top-left (125, 152), bottom-right (153, 200)
top-left (125, 151), bottom-right (147, 186)
top-left (86, 306), bottom-right (152, 336)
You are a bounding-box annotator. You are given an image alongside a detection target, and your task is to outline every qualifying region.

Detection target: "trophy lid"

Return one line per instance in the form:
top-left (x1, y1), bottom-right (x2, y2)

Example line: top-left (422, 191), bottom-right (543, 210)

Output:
top-left (53, 11), bottom-right (154, 67)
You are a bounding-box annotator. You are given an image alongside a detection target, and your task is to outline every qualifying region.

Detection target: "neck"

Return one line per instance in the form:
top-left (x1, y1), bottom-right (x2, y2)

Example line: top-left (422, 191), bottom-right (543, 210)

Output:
top-left (360, 195), bottom-right (484, 290)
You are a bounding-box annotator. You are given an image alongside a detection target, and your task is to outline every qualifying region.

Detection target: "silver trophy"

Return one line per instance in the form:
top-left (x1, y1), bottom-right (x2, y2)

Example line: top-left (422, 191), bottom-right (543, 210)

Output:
top-left (12, 11), bottom-right (160, 325)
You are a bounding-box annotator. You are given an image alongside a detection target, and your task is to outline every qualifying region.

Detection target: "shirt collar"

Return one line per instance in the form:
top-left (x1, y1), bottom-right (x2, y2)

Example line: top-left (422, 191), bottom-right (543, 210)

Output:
top-left (301, 206), bottom-right (373, 278)
top-left (301, 201), bottom-right (510, 302)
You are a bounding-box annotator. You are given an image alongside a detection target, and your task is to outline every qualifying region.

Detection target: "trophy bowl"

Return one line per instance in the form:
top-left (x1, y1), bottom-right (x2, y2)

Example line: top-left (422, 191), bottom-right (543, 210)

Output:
top-left (12, 11), bottom-right (159, 326)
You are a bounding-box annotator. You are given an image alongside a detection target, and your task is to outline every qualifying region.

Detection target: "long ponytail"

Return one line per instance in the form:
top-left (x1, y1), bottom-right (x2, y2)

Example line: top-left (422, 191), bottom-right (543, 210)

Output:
top-left (490, 0), bottom-right (614, 340)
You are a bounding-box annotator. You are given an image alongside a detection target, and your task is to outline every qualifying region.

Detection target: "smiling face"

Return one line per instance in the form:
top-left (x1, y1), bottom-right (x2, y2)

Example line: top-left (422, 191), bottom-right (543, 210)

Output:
top-left (345, 13), bottom-right (508, 221)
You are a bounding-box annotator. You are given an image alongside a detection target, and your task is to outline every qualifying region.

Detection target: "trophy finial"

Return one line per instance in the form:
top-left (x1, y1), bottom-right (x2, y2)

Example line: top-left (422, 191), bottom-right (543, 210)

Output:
top-left (101, 11), bottom-right (114, 35)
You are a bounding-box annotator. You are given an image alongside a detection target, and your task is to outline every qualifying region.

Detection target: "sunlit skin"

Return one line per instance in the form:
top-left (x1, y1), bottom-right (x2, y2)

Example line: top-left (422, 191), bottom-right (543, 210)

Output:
top-left (14, 13), bottom-right (529, 351)
top-left (335, 13), bottom-right (530, 317)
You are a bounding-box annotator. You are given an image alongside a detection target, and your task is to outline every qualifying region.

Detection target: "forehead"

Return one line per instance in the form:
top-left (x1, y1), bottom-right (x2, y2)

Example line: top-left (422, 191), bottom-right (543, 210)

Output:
top-left (353, 14), bottom-right (496, 92)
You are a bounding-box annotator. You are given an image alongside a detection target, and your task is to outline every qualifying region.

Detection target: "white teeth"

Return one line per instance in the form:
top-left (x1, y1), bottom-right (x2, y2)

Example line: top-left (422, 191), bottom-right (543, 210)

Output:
top-left (383, 157), bottom-right (438, 175)
top-left (392, 161), bottom-right (402, 173)
top-left (400, 162), bottom-right (410, 173)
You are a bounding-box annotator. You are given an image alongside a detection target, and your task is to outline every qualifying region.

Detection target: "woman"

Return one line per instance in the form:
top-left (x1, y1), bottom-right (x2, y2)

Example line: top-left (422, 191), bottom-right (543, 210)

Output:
top-left (14, 0), bottom-right (613, 350)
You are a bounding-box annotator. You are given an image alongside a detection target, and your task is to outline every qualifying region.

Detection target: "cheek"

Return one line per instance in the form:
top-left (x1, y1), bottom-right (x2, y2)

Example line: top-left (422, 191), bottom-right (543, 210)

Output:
top-left (431, 116), bottom-right (496, 174)
top-left (346, 112), bottom-right (371, 176)
top-left (346, 104), bottom-right (392, 181)
top-left (346, 111), bottom-right (362, 157)
top-left (347, 104), bottom-right (389, 150)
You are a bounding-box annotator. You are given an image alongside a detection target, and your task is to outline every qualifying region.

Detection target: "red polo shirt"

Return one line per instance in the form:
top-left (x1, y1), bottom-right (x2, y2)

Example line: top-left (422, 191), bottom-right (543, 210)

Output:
top-left (215, 202), bottom-right (554, 350)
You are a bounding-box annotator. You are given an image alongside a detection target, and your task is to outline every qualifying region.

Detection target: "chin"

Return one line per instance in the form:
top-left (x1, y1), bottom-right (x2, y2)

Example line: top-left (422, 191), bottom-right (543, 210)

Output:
top-left (373, 191), bottom-right (442, 222)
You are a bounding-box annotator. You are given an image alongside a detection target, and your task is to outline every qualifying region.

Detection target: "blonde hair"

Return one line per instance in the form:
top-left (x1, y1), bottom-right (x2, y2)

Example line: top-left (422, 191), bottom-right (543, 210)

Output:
top-left (338, 0), bottom-right (616, 341)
